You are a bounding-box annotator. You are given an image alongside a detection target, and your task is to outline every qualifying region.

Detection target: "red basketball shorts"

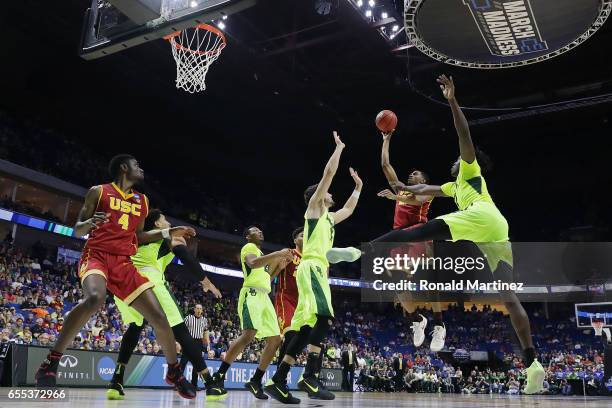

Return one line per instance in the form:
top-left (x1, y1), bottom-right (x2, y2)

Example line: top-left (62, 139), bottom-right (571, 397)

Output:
top-left (275, 296), bottom-right (298, 334)
top-left (78, 248), bottom-right (154, 305)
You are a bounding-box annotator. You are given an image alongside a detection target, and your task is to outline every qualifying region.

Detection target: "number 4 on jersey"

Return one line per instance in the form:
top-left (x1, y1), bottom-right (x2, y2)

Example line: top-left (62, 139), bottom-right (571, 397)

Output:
top-left (118, 213), bottom-right (129, 230)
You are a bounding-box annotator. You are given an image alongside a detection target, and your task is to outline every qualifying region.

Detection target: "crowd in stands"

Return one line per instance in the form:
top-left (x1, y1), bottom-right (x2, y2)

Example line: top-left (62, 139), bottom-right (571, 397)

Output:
top-left (0, 110), bottom-right (303, 244)
top-left (1, 240), bottom-right (609, 395)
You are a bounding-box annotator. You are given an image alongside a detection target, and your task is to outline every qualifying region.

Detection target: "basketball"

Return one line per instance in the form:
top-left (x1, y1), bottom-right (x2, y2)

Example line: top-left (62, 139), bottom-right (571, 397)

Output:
top-left (375, 110), bottom-right (397, 133)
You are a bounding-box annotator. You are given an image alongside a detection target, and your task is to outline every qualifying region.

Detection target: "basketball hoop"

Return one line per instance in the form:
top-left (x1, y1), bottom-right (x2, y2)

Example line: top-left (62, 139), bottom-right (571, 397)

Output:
top-left (164, 24), bottom-right (226, 93)
top-left (593, 321), bottom-right (604, 336)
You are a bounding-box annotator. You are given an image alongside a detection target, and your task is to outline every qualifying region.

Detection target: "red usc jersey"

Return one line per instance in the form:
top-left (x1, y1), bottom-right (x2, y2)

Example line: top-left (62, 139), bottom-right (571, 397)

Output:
top-left (393, 191), bottom-right (431, 230)
top-left (275, 249), bottom-right (301, 307)
top-left (84, 183), bottom-right (149, 256)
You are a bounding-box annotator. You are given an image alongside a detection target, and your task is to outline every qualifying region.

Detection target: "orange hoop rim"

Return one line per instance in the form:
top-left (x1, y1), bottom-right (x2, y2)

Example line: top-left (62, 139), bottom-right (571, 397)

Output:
top-left (163, 23), bottom-right (227, 56)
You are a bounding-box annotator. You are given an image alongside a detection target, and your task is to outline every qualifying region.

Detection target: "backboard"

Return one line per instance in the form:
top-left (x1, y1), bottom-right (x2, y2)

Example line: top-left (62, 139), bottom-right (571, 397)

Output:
top-left (575, 302), bottom-right (612, 328)
top-left (79, 0), bottom-right (256, 60)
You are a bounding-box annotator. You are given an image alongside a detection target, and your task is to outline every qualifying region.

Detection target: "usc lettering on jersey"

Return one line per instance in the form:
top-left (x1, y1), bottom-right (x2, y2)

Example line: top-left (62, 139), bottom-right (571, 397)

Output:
top-left (85, 183), bottom-right (149, 256)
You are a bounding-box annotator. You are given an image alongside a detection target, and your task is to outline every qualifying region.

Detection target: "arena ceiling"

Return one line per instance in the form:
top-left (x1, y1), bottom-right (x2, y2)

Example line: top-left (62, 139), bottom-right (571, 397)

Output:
top-left (1, 0), bottom-right (611, 242)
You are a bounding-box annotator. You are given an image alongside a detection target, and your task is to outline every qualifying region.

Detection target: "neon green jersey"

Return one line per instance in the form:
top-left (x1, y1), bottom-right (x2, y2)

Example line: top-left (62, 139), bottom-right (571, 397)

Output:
top-left (440, 159), bottom-right (495, 211)
top-left (240, 243), bottom-right (271, 293)
top-left (130, 240), bottom-right (175, 281)
top-left (302, 209), bottom-right (335, 267)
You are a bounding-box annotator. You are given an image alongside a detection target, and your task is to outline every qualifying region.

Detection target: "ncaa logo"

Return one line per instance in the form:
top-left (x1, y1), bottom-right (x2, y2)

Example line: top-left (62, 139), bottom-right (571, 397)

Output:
top-left (97, 356), bottom-right (116, 381)
top-left (59, 355), bottom-right (78, 368)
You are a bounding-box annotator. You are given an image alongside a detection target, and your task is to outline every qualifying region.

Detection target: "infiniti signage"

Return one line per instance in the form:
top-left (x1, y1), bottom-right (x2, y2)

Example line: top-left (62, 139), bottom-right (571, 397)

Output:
top-left (59, 355), bottom-right (79, 368)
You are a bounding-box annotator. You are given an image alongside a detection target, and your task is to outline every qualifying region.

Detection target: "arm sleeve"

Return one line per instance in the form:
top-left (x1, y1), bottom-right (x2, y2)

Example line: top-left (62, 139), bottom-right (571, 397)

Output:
top-left (172, 244), bottom-right (208, 281)
top-left (440, 182), bottom-right (455, 197)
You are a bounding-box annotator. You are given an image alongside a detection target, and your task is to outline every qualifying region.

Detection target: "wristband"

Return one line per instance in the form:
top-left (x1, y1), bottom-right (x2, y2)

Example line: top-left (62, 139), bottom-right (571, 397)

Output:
top-left (161, 228), bottom-right (170, 239)
top-left (351, 190), bottom-right (361, 199)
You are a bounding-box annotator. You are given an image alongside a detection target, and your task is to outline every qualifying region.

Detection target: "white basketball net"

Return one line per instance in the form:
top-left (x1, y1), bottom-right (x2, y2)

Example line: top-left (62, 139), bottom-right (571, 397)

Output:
top-left (165, 24), bottom-right (226, 93)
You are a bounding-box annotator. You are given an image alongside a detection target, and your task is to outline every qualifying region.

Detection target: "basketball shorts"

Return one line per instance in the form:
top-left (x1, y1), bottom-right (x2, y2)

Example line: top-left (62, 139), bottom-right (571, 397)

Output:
top-left (275, 295), bottom-right (298, 334)
top-left (436, 201), bottom-right (513, 271)
top-left (290, 259), bottom-right (334, 331)
top-left (114, 267), bottom-right (184, 327)
top-left (78, 248), bottom-right (153, 305)
top-left (238, 287), bottom-right (280, 339)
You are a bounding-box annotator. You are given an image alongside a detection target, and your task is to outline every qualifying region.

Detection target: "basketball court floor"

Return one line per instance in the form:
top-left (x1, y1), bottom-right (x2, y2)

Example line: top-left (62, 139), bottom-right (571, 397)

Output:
top-left (1, 388), bottom-right (610, 408)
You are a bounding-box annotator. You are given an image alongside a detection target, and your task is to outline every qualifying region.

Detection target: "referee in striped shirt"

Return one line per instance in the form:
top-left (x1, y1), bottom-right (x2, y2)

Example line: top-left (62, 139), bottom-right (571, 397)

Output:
top-left (180, 304), bottom-right (208, 387)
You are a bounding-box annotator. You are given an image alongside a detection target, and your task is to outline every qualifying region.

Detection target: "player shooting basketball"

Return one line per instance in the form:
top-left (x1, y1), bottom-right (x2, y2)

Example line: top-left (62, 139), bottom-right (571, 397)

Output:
top-left (377, 130), bottom-right (446, 352)
top-left (368, 76), bottom-right (546, 394)
top-left (264, 131), bottom-right (362, 404)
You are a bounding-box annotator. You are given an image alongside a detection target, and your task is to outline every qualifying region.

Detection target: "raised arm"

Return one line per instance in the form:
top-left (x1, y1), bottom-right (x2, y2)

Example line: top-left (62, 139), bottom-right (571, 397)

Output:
top-left (307, 131), bottom-right (345, 215)
top-left (74, 186), bottom-right (108, 237)
top-left (331, 167), bottom-right (363, 224)
top-left (377, 189), bottom-right (431, 205)
top-left (381, 131), bottom-right (400, 191)
top-left (438, 75), bottom-right (476, 163)
top-left (390, 181), bottom-right (447, 197)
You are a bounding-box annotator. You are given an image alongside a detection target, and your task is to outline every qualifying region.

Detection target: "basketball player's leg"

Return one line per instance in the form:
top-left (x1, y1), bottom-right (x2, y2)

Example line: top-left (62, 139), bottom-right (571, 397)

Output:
top-left (129, 290), bottom-right (178, 362)
top-left (53, 273), bottom-right (108, 353)
top-left (215, 288), bottom-right (263, 389)
top-left (111, 257), bottom-right (195, 399)
top-left (233, 290), bottom-right (281, 399)
top-left (371, 219), bottom-right (451, 347)
top-left (371, 219), bottom-right (452, 243)
top-left (106, 322), bottom-right (142, 399)
top-left (276, 299), bottom-right (298, 364)
top-left (223, 329), bottom-right (257, 367)
top-left (495, 261), bottom-right (543, 394)
top-left (268, 261), bottom-right (334, 402)
top-left (35, 272), bottom-right (107, 387)
top-left (247, 297), bottom-right (283, 393)
top-left (128, 289), bottom-right (196, 399)
top-left (107, 295), bottom-right (145, 399)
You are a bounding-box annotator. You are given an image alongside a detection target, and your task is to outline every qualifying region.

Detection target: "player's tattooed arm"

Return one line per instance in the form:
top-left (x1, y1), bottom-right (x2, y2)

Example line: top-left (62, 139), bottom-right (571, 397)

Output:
top-left (438, 75), bottom-right (476, 164)
top-left (307, 131), bottom-right (345, 218)
top-left (380, 131), bottom-right (401, 192)
top-left (74, 185), bottom-right (108, 237)
top-left (244, 249), bottom-right (293, 270)
top-left (332, 167), bottom-right (362, 225)
top-left (391, 182), bottom-right (447, 197)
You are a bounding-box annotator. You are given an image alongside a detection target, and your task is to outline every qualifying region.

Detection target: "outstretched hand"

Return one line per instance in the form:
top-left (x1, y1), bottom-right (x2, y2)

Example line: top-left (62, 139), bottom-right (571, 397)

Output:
top-left (333, 131), bottom-right (345, 149)
top-left (382, 130), bottom-right (394, 141)
top-left (170, 226), bottom-right (196, 239)
top-left (349, 167), bottom-right (363, 188)
top-left (88, 212), bottom-right (109, 228)
top-left (201, 278), bottom-right (222, 298)
top-left (377, 189), bottom-right (397, 201)
top-left (437, 74), bottom-right (455, 100)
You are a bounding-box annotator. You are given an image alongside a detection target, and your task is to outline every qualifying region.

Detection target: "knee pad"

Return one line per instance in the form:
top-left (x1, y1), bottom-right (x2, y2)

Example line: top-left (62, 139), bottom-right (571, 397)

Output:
top-left (308, 315), bottom-right (333, 347)
top-left (285, 326), bottom-right (312, 359)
